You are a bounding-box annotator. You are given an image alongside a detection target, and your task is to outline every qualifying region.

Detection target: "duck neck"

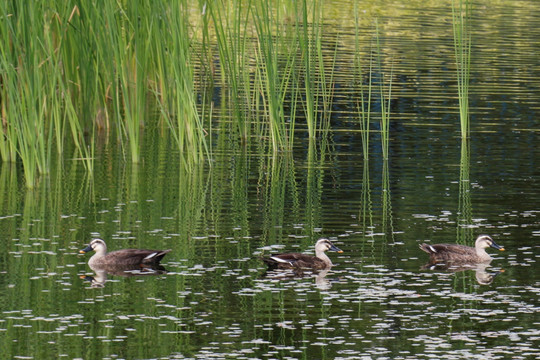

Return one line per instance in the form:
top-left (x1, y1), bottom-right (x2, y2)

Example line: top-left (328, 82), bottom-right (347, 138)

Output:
top-left (315, 249), bottom-right (333, 266)
top-left (475, 247), bottom-right (492, 261)
top-left (89, 245), bottom-right (107, 266)
top-left (95, 246), bottom-right (107, 257)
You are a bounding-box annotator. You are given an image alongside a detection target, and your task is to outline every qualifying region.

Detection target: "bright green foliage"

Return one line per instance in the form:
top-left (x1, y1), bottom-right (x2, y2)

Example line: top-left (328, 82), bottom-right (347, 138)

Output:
top-left (452, 0), bottom-right (472, 138)
top-left (0, 0), bottom-right (397, 188)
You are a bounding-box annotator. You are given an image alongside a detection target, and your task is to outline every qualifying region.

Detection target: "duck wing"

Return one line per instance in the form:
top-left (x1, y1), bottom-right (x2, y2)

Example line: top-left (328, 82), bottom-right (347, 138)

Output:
top-left (106, 249), bottom-right (172, 265)
top-left (420, 243), bottom-right (476, 262)
top-left (263, 252), bottom-right (327, 269)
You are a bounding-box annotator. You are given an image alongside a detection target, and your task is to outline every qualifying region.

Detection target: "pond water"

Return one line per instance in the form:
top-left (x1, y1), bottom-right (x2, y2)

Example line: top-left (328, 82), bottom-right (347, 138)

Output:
top-left (1, 1), bottom-right (539, 359)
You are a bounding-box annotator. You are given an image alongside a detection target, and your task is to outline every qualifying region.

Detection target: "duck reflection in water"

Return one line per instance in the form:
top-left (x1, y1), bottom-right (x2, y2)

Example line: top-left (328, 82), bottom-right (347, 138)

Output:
top-left (262, 268), bottom-right (337, 290)
top-left (80, 264), bottom-right (168, 288)
top-left (422, 261), bottom-right (504, 285)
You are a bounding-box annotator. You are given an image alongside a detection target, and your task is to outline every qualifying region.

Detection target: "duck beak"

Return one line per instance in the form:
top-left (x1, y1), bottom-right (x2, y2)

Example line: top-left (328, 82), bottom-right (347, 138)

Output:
top-left (330, 244), bottom-right (343, 253)
top-left (490, 241), bottom-right (505, 251)
top-left (80, 245), bottom-right (93, 254)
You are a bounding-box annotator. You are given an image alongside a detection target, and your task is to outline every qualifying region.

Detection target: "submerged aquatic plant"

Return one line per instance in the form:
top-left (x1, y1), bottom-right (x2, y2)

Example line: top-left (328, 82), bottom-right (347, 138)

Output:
top-left (452, 0), bottom-right (472, 138)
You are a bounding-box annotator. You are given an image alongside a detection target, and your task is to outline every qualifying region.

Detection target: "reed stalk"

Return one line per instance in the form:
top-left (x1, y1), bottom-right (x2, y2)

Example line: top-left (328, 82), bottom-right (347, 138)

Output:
top-left (0, 2), bottom-right (53, 187)
top-left (354, 5), bottom-right (373, 161)
top-left (375, 20), bottom-right (392, 160)
top-left (0, 0), bottom-right (409, 188)
top-left (102, 0), bottom-right (142, 163)
top-left (452, 0), bottom-right (472, 138)
top-left (299, 0), bottom-right (316, 139)
top-left (315, 32), bottom-right (338, 137)
top-left (252, 0), bottom-right (297, 152)
top-left (299, 0), bottom-right (337, 140)
top-left (207, 0), bottom-right (253, 143)
top-left (152, 0), bottom-right (208, 168)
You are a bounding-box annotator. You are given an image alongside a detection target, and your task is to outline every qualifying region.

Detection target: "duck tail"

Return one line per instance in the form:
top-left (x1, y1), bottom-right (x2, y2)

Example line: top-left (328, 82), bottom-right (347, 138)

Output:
top-left (419, 243), bottom-right (437, 254)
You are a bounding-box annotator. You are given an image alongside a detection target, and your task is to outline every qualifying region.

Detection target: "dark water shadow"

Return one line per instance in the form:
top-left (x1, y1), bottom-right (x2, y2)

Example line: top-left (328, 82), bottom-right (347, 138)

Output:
top-left (80, 264), bottom-right (168, 288)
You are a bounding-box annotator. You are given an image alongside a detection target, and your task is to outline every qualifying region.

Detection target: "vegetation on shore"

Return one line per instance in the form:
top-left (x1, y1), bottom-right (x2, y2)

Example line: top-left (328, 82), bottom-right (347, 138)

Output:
top-left (3, 0), bottom-right (480, 188)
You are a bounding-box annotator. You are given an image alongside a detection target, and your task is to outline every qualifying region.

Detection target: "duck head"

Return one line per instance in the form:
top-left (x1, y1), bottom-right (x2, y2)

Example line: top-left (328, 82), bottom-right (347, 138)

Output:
top-left (315, 238), bottom-right (343, 253)
top-left (476, 235), bottom-right (505, 251)
top-left (80, 238), bottom-right (107, 254)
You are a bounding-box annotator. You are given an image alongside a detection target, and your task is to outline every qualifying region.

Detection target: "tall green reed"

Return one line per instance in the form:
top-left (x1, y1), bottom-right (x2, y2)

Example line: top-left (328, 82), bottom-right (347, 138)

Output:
top-left (1, 1), bottom-right (213, 187)
top-left (2, 0), bottom-right (406, 188)
top-left (0, 3), bottom-right (49, 187)
top-left (452, 0), bottom-right (472, 138)
top-left (157, 1), bottom-right (208, 167)
top-left (354, 17), bottom-right (392, 160)
top-left (0, 2), bottom-right (92, 187)
top-left (207, 0), bottom-right (253, 143)
top-left (298, 0), bottom-right (337, 140)
top-left (50, 4), bottom-right (94, 173)
top-left (252, 0), bottom-right (298, 152)
top-left (101, 0), bottom-right (143, 163)
top-left (375, 20), bottom-right (392, 160)
top-left (354, 5), bottom-right (373, 161)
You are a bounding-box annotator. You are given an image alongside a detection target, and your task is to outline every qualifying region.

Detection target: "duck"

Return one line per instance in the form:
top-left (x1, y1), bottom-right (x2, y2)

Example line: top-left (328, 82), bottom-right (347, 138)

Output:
top-left (419, 235), bottom-right (504, 263)
top-left (80, 238), bottom-right (171, 267)
top-left (261, 238), bottom-right (343, 270)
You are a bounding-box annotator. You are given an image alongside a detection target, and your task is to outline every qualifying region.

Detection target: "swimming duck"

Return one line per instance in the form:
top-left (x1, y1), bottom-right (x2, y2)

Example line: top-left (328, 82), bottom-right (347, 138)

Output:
top-left (261, 238), bottom-right (343, 270)
top-left (419, 235), bottom-right (504, 263)
top-left (80, 238), bottom-right (171, 267)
